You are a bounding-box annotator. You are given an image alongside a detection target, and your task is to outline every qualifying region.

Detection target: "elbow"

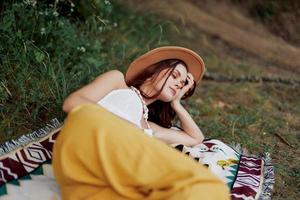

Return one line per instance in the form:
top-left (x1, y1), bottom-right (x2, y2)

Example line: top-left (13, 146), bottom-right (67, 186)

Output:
top-left (62, 95), bottom-right (74, 113)
top-left (62, 94), bottom-right (93, 113)
top-left (62, 100), bottom-right (70, 113)
top-left (198, 135), bottom-right (205, 143)
top-left (192, 136), bottom-right (204, 146)
top-left (194, 131), bottom-right (205, 145)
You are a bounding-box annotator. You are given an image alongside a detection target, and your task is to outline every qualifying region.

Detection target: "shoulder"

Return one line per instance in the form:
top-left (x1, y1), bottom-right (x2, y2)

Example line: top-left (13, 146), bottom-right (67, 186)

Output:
top-left (104, 70), bottom-right (124, 79)
top-left (94, 70), bottom-right (128, 89)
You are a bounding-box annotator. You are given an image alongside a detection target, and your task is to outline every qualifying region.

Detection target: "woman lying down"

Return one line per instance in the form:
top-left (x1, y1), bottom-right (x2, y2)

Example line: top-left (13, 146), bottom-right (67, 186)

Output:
top-left (52, 46), bottom-right (231, 199)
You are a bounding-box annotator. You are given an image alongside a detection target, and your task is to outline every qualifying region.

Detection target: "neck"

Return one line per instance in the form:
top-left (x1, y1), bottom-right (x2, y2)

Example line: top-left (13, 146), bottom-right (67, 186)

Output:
top-left (139, 83), bottom-right (157, 106)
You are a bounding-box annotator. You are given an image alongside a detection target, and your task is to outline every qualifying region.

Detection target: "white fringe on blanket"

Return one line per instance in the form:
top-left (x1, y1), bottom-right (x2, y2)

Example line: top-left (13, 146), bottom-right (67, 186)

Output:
top-left (0, 118), bottom-right (62, 157)
top-left (229, 143), bottom-right (275, 200)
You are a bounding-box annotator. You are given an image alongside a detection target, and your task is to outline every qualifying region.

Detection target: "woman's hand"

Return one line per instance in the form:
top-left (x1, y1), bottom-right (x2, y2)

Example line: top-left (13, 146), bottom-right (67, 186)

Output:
top-left (168, 73), bottom-right (204, 143)
top-left (171, 73), bottom-right (195, 106)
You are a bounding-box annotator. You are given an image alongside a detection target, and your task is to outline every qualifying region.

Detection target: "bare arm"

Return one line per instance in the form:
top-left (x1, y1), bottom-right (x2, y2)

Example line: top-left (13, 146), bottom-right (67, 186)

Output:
top-left (170, 101), bottom-right (204, 142)
top-left (149, 121), bottom-right (203, 147)
top-left (150, 72), bottom-right (204, 146)
top-left (62, 70), bottom-right (127, 113)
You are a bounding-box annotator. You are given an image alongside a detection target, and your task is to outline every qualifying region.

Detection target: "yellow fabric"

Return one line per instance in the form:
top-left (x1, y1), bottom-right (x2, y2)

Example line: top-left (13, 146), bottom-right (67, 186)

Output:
top-left (52, 104), bottom-right (230, 200)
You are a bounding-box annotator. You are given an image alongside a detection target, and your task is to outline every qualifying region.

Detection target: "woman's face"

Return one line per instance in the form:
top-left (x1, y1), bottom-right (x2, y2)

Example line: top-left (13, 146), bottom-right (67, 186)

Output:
top-left (152, 63), bottom-right (188, 102)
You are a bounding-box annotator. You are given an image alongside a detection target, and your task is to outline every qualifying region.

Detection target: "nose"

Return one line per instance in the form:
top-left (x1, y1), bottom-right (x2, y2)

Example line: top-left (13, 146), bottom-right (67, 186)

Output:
top-left (174, 81), bottom-right (181, 89)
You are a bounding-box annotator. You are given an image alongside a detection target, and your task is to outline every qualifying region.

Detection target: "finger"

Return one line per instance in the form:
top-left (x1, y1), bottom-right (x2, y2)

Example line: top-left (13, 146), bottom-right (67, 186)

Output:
top-left (184, 78), bottom-right (191, 88)
top-left (187, 80), bottom-right (194, 90)
top-left (187, 77), bottom-right (193, 86)
top-left (186, 76), bottom-right (194, 85)
top-left (182, 82), bottom-right (191, 91)
top-left (187, 73), bottom-right (194, 79)
top-left (183, 80), bottom-right (193, 91)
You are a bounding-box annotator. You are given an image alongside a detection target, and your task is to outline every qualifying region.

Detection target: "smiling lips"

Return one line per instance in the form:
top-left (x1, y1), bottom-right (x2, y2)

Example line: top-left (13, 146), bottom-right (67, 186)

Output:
top-left (170, 87), bottom-right (176, 96)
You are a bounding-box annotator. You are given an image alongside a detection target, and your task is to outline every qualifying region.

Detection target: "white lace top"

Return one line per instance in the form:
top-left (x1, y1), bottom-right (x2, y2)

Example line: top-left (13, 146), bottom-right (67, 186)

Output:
top-left (97, 88), bottom-right (154, 137)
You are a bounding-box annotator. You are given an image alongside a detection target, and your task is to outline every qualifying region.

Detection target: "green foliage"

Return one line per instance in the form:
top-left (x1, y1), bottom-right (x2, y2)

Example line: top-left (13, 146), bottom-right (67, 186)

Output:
top-left (0, 0), bottom-right (171, 141)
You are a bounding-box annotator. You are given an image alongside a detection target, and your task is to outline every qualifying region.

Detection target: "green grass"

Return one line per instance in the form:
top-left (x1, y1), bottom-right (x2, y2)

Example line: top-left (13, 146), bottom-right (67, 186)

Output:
top-left (186, 81), bottom-right (300, 199)
top-left (0, 0), bottom-right (171, 142)
top-left (1, 0), bottom-right (299, 199)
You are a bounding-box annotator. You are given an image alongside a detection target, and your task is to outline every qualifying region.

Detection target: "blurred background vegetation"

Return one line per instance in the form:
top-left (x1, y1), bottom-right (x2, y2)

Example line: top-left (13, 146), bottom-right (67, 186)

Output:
top-left (0, 0), bottom-right (299, 199)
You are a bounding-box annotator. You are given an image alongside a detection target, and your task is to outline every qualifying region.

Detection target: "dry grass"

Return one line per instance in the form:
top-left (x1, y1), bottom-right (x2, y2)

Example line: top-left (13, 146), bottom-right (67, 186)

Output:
top-left (121, 0), bottom-right (300, 199)
top-left (125, 0), bottom-right (300, 72)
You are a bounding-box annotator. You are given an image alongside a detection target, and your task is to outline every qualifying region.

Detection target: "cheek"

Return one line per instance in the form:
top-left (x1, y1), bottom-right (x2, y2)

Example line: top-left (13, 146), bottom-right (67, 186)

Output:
top-left (157, 79), bottom-right (173, 95)
top-left (160, 82), bottom-right (175, 101)
top-left (154, 75), bottom-right (169, 90)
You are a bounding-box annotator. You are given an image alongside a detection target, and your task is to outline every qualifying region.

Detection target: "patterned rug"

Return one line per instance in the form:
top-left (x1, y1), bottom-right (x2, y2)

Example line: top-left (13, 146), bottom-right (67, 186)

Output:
top-left (172, 141), bottom-right (274, 200)
top-left (0, 119), bottom-right (274, 199)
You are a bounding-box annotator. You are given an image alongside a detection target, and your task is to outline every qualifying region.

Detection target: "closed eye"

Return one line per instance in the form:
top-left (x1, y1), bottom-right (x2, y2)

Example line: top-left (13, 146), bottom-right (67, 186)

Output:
top-left (172, 72), bottom-right (185, 88)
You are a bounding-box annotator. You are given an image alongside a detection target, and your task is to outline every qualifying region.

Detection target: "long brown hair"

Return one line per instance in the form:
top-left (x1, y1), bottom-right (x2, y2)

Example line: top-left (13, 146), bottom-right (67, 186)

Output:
top-left (126, 59), bottom-right (196, 128)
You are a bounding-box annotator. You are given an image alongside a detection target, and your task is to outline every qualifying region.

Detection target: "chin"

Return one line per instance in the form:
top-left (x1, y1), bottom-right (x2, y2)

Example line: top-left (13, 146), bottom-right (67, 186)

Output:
top-left (159, 93), bottom-right (174, 102)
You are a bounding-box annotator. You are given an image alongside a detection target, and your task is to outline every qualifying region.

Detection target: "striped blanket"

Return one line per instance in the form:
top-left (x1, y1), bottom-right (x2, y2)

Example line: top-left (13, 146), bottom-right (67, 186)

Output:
top-left (0, 119), bottom-right (274, 199)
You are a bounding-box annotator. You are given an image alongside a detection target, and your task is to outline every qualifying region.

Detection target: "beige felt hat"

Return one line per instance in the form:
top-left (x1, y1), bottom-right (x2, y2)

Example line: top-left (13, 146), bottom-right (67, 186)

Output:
top-left (125, 46), bottom-right (205, 84)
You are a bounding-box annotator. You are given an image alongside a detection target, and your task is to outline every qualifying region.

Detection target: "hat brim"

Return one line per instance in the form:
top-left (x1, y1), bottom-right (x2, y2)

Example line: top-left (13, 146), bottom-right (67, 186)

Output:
top-left (125, 46), bottom-right (206, 85)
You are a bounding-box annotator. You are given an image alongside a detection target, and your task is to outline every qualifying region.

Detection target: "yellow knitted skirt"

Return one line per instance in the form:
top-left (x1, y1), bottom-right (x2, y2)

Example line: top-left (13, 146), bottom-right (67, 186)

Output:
top-left (52, 104), bottom-right (230, 200)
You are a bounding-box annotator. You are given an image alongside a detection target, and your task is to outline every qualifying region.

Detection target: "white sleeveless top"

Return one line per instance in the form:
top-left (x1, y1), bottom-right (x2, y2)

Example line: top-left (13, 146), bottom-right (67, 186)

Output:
top-left (97, 88), bottom-right (154, 137)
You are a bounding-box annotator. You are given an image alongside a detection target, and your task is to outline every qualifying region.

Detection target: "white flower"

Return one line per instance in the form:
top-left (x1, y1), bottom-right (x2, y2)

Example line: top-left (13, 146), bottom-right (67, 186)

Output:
top-left (104, 0), bottom-right (111, 5)
top-left (53, 11), bottom-right (59, 17)
top-left (23, 0), bottom-right (37, 7)
top-left (40, 28), bottom-right (46, 35)
top-left (77, 46), bottom-right (86, 52)
top-left (113, 22), bottom-right (118, 27)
